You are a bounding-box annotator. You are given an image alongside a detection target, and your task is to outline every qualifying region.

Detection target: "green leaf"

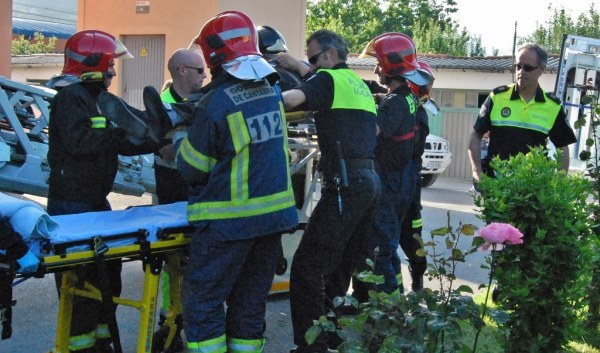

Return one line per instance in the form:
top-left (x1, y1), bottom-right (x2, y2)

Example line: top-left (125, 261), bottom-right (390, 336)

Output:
top-left (455, 284), bottom-right (474, 294)
top-left (471, 236), bottom-right (486, 247)
top-left (460, 224), bottom-right (477, 235)
top-left (430, 227), bottom-right (449, 236)
top-left (451, 248), bottom-right (465, 261)
top-left (586, 137), bottom-right (595, 147)
top-left (305, 325), bottom-right (322, 345)
top-left (488, 309), bottom-right (510, 324)
top-left (416, 248), bottom-right (428, 257)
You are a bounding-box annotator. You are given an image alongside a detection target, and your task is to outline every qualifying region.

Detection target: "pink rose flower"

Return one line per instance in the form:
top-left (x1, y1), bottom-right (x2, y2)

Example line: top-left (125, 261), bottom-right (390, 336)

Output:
top-left (478, 222), bottom-right (524, 250)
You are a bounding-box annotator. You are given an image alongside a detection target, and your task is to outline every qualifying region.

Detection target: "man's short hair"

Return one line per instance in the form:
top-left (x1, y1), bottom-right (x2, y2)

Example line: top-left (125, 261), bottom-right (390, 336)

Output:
top-left (307, 29), bottom-right (349, 61)
top-left (519, 43), bottom-right (548, 68)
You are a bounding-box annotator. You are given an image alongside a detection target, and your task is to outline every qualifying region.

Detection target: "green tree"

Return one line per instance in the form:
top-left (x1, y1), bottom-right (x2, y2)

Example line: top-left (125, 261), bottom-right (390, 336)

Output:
top-left (412, 17), bottom-right (478, 56)
top-left (574, 2), bottom-right (600, 39)
top-left (468, 35), bottom-right (486, 57)
top-left (12, 32), bottom-right (57, 55)
top-left (306, 0), bottom-right (479, 55)
top-left (522, 2), bottom-right (599, 53)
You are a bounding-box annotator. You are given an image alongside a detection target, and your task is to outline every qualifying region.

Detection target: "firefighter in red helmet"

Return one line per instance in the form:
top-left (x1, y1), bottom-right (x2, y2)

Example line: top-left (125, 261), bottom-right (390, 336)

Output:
top-left (177, 11), bottom-right (297, 353)
top-left (400, 60), bottom-right (439, 292)
top-left (348, 32), bottom-right (433, 302)
top-left (47, 29), bottom-right (156, 353)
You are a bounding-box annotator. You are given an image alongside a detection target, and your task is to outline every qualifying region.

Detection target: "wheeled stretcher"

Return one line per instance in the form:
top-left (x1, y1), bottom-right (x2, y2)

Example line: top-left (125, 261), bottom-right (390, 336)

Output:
top-left (2, 196), bottom-right (310, 353)
top-left (2, 200), bottom-right (193, 353)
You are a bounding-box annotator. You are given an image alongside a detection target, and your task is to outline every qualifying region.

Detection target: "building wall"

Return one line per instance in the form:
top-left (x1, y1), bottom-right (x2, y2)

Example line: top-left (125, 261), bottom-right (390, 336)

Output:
top-left (355, 66), bottom-right (560, 179)
top-left (11, 64), bottom-right (62, 84)
top-left (355, 67), bottom-right (558, 93)
top-left (1, 0), bottom-right (12, 77)
top-left (78, 0), bottom-right (307, 95)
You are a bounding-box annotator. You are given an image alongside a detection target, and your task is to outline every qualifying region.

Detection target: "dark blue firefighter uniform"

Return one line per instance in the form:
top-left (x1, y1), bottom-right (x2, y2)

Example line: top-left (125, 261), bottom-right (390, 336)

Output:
top-left (176, 73), bottom-right (298, 351)
top-left (397, 105), bottom-right (429, 291)
top-left (368, 85), bottom-right (419, 295)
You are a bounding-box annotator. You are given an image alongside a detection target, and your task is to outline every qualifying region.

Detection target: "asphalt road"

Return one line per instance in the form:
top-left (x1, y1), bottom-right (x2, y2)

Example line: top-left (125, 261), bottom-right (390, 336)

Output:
top-left (0, 177), bottom-right (487, 353)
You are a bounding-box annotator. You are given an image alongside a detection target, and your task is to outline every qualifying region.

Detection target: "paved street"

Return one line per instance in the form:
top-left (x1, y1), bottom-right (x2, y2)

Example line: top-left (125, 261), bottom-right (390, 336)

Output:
top-left (0, 177), bottom-right (487, 353)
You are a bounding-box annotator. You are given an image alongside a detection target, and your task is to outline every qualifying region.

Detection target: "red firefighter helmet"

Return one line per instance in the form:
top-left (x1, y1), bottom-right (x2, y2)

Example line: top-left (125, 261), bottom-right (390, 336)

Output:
top-left (191, 11), bottom-right (277, 82)
top-left (359, 32), bottom-right (432, 86)
top-left (408, 61), bottom-right (435, 97)
top-left (409, 61), bottom-right (440, 115)
top-left (193, 11), bottom-right (261, 69)
top-left (62, 30), bottom-right (132, 81)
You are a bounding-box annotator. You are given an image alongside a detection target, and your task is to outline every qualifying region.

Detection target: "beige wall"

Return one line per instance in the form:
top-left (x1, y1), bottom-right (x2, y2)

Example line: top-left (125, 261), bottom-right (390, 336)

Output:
top-left (1, 0), bottom-right (12, 77)
top-left (78, 0), bottom-right (307, 93)
top-left (354, 67), bottom-right (558, 94)
top-left (11, 65), bottom-right (63, 83)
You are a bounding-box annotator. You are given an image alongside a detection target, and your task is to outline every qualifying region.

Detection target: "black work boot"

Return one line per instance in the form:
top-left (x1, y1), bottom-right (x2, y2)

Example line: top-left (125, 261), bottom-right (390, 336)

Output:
top-left (97, 92), bottom-right (157, 145)
top-left (143, 86), bottom-right (172, 141)
top-left (409, 261), bottom-right (427, 292)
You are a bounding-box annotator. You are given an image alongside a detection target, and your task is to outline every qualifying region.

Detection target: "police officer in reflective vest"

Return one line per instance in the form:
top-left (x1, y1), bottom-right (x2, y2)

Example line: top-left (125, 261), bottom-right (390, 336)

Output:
top-left (174, 11), bottom-right (298, 353)
top-left (282, 29), bottom-right (381, 353)
top-left (468, 43), bottom-right (577, 180)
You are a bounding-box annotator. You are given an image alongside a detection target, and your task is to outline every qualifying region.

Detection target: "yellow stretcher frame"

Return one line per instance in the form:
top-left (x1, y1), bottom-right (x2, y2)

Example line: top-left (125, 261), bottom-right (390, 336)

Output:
top-left (42, 229), bottom-right (304, 353)
top-left (43, 232), bottom-right (190, 353)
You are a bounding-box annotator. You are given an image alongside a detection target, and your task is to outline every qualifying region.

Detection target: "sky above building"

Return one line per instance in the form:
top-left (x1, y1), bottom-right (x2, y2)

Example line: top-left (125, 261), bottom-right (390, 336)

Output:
top-left (454, 0), bottom-right (595, 55)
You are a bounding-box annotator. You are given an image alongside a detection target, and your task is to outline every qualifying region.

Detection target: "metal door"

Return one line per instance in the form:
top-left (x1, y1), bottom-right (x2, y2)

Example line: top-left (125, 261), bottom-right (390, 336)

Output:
top-left (120, 35), bottom-right (165, 109)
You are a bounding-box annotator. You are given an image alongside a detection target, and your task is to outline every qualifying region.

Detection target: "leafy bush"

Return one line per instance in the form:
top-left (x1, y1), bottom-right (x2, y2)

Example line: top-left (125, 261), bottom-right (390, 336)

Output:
top-left (305, 213), bottom-right (508, 353)
top-left (476, 147), bottom-right (593, 353)
top-left (575, 97), bottom-right (600, 338)
top-left (12, 32), bottom-right (57, 55)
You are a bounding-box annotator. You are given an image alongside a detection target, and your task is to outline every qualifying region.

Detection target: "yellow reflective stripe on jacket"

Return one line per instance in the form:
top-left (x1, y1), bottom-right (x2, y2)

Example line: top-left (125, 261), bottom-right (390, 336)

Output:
top-left (490, 84), bottom-right (560, 134)
top-left (318, 68), bottom-right (377, 114)
top-left (90, 116), bottom-right (106, 129)
top-left (95, 324), bottom-right (110, 339)
top-left (187, 334), bottom-right (227, 353)
top-left (178, 138), bottom-right (217, 173)
top-left (69, 329), bottom-right (96, 350)
top-left (187, 106), bottom-right (295, 221)
top-left (406, 95), bottom-right (417, 114)
top-left (412, 218), bottom-right (423, 229)
top-left (279, 101), bottom-right (293, 190)
top-left (228, 111), bottom-right (251, 200)
top-left (227, 337), bottom-right (265, 353)
top-left (188, 189), bottom-right (296, 220)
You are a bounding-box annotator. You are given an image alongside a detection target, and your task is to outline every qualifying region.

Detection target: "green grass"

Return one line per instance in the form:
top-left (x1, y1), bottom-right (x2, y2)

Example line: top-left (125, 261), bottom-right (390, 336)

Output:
top-left (461, 291), bottom-right (600, 353)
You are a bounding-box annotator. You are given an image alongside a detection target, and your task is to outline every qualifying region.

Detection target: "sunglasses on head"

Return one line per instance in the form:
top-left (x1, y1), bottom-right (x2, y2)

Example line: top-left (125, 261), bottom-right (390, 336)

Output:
top-left (514, 63), bottom-right (539, 72)
top-left (308, 48), bottom-right (329, 65)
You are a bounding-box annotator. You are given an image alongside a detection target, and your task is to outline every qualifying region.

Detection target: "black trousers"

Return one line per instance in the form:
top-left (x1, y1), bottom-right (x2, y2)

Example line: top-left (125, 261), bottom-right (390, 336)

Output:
top-left (290, 168), bottom-right (380, 353)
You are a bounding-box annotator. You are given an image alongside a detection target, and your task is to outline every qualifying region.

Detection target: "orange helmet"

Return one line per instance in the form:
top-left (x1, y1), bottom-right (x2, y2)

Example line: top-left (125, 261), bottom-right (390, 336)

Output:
top-left (62, 30), bottom-right (132, 81)
top-left (193, 11), bottom-right (261, 69)
top-left (359, 32), bottom-right (432, 86)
